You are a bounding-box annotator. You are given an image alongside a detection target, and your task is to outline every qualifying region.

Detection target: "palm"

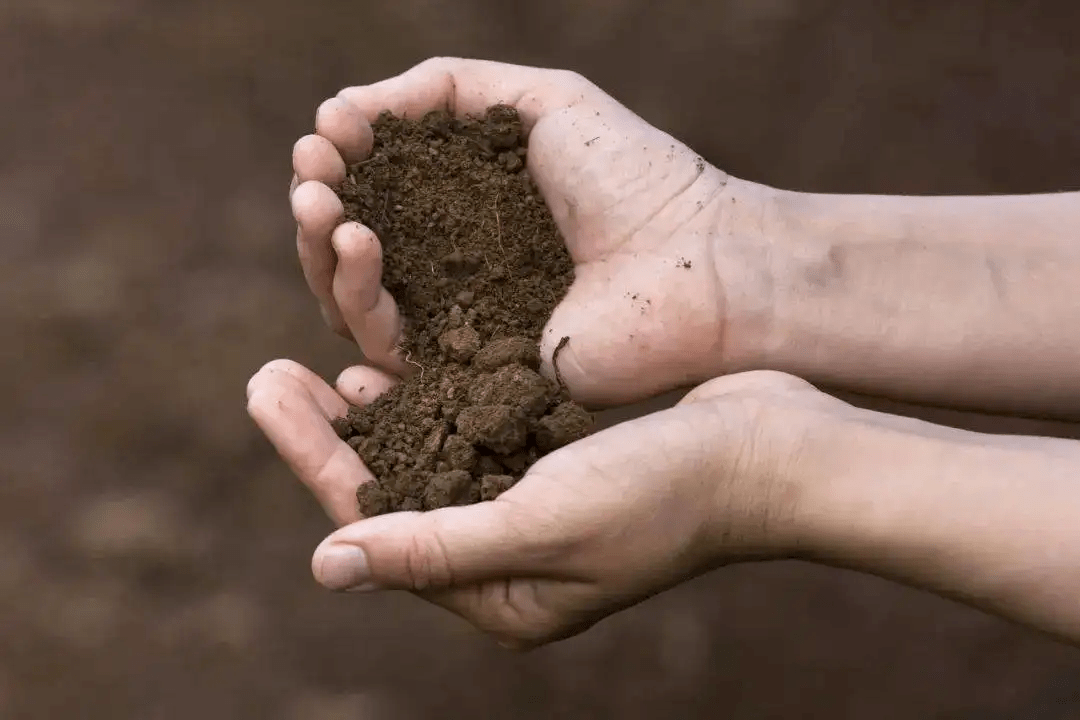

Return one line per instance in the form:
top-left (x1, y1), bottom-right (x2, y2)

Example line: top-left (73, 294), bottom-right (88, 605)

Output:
top-left (523, 102), bottom-right (732, 405)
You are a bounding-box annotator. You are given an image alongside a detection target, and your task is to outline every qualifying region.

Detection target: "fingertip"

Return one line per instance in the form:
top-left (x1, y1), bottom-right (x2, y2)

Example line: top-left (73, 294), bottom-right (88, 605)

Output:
top-left (317, 97), bottom-right (375, 164)
top-left (293, 134), bottom-right (347, 185)
top-left (245, 359), bottom-right (286, 414)
top-left (245, 362), bottom-right (314, 436)
top-left (335, 365), bottom-right (399, 406)
top-left (311, 541), bottom-right (376, 592)
top-left (292, 180), bottom-right (344, 228)
top-left (330, 221), bottom-right (381, 264)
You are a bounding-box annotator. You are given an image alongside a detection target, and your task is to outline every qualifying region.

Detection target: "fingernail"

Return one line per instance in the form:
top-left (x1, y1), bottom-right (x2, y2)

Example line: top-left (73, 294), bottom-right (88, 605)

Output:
top-left (316, 544), bottom-right (377, 592)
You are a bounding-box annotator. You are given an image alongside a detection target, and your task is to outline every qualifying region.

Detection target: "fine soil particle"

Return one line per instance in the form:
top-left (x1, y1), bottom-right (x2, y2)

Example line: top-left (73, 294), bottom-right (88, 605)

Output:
top-left (331, 106), bottom-right (595, 517)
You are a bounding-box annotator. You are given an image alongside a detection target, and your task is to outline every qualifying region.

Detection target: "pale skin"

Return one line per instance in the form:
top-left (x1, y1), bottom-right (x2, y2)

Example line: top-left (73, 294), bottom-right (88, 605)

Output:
top-left (248, 58), bottom-right (1080, 649)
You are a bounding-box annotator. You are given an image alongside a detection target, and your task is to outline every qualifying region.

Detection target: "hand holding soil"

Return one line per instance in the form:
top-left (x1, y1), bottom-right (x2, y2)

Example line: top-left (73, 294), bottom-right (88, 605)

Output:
top-left (290, 57), bottom-right (777, 408)
top-left (248, 359), bottom-right (828, 649)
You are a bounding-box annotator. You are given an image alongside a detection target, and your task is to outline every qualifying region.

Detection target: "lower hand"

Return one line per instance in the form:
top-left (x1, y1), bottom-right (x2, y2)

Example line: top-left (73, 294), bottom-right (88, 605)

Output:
top-left (247, 361), bottom-right (837, 648)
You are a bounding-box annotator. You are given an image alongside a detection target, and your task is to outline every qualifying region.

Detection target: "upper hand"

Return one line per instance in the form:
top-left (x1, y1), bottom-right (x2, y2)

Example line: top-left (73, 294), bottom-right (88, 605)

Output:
top-left (290, 57), bottom-right (778, 407)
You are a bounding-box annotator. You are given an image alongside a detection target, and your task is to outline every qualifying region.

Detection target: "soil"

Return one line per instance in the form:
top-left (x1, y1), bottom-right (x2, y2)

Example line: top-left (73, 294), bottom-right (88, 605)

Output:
top-left (331, 106), bottom-right (595, 516)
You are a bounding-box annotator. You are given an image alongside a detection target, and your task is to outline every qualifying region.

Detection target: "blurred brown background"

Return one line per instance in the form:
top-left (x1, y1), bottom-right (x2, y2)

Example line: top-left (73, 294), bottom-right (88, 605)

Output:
top-left (4, 0), bottom-right (1080, 718)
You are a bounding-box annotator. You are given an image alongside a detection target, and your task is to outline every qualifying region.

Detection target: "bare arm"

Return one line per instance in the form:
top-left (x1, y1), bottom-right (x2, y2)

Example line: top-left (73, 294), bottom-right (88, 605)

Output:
top-left (800, 405), bottom-right (1080, 641)
top-left (752, 189), bottom-right (1080, 418)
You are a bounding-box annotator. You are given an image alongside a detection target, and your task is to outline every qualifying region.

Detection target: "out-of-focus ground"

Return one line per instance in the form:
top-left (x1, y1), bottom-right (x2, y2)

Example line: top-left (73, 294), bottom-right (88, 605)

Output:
top-left (4, 1), bottom-right (1080, 717)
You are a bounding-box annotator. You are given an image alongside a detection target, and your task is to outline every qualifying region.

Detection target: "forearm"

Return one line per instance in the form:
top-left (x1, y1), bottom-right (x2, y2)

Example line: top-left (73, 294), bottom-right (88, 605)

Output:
top-left (758, 189), bottom-right (1080, 418)
top-left (799, 411), bottom-right (1080, 643)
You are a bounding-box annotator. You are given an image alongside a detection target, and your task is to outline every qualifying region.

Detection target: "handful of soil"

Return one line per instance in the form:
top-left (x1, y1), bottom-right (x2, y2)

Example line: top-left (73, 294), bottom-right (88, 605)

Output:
top-left (329, 106), bottom-right (594, 517)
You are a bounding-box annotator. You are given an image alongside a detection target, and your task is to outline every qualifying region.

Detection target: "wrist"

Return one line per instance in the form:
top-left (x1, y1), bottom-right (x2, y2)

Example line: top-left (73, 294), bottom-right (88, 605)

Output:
top-left (706, 177), bottom-right (793, 376)
top-left (689, 378), bottom-right (853, 563)
top-left (707, 388), bottom-right (972, 564)
top-left (733, 187), bottom-right (878, 380)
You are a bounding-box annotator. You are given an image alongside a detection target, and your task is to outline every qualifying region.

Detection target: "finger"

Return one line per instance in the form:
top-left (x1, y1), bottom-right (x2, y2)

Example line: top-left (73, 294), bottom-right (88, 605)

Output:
top-left (293, 134), bottom-right (346, 186)
top-left (330, 222), bottom-right (408, 375)
top-left (256, 358), bottom-right (348, 419)
top-left (310, 498), bottom-right (562, 592)
top-left (291, 180), bottom-right (349, 336)
top-left (335, 364), bottom-right (399, 406)
top-left (247, 361), bottom-right (368, 526)
top-left (679, 371), bottom-right (818, 405)
top-left (316, 97), bottom-right (374, 164)
top-left (337, 57), bottom-right (593, 130)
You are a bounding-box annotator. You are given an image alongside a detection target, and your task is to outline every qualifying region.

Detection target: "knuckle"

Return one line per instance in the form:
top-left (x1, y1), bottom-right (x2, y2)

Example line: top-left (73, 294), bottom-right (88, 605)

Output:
top-left (552, 69), bottom-right (592, 94)
top-left (417, 56), bottom-right (459, 78)
top-left (401, 522), bottom-right (455, 591)
top-left (423, 55), bottom-right (460, 69)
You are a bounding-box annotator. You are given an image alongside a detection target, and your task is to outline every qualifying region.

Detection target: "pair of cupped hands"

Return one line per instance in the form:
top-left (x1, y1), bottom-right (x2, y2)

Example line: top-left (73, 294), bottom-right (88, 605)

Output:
top-left (248, 58), bottom-right (852, 649)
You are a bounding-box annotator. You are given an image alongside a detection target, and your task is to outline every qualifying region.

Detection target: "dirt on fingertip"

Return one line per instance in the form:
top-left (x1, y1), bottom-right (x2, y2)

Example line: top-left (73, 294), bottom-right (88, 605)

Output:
top-left (330, 106), bottom-right (594, 516)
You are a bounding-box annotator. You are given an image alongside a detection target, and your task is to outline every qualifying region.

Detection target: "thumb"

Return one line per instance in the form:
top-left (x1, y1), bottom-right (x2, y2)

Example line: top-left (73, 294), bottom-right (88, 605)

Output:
top-left (539, 280), bottom-right (720, 408)
top-left (311, 499), bottom-right (553, 592)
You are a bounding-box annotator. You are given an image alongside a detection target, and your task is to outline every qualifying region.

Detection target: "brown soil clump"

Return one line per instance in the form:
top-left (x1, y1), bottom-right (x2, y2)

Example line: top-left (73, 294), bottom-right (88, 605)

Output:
top-left (331, 106), bottom-right (594, 516)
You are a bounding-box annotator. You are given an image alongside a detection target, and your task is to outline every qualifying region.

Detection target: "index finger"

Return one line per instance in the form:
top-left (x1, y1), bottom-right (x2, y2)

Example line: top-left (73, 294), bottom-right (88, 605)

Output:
top-left (337, 57), bottom-right (597, 131)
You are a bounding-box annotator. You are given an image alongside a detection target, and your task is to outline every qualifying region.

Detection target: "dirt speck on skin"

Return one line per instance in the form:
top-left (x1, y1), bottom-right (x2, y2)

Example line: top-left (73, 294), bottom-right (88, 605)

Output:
top-left (331, 106), bottom-right (595, 516)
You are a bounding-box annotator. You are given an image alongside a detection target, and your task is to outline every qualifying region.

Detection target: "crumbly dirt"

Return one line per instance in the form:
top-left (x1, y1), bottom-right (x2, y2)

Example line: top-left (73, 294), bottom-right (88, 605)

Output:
top-left (331, 106), bottom-right (594, 516)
